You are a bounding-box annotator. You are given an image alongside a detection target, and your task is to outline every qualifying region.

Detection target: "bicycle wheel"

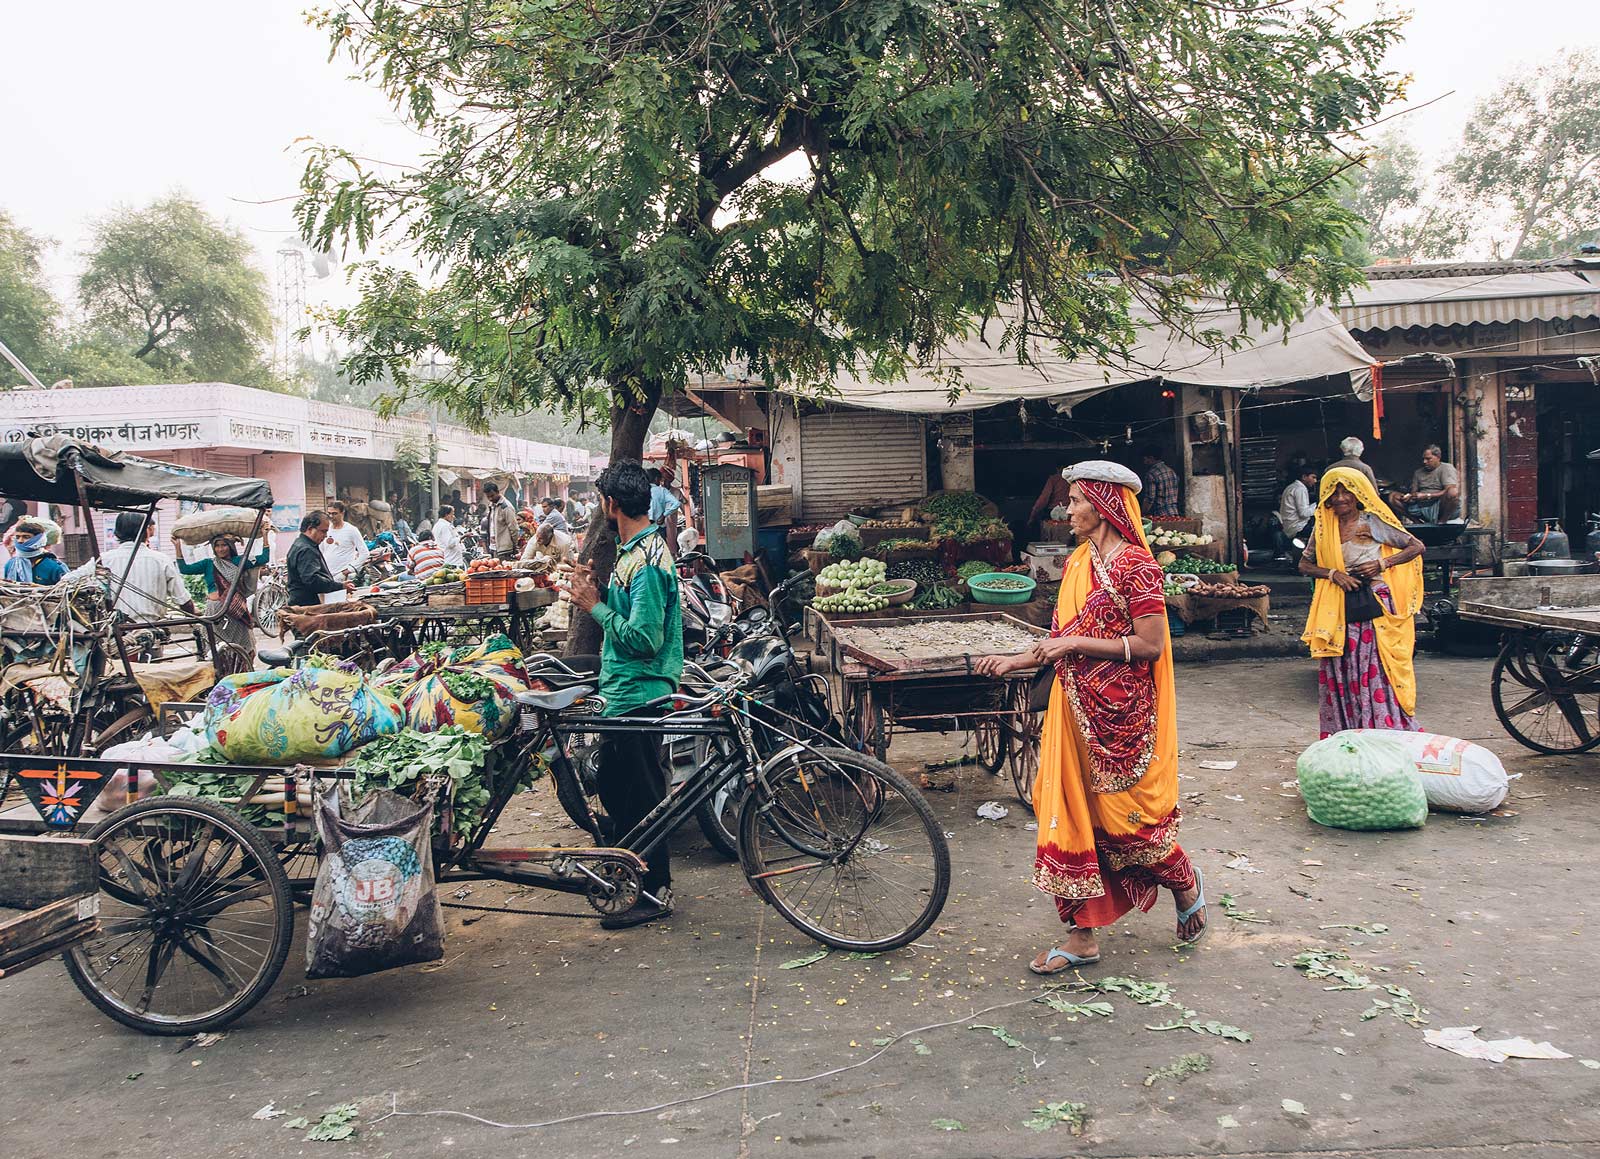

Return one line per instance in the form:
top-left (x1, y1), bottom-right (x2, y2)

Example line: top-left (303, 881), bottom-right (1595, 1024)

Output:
top-left (65, 797), bottom-right (294, 1035)
top-left (739, 747), bottom-right (949, 952)
top-left (1490, 637), bottom-right (1600, 755)
top-left (253, 583), bottom-right (287, 636)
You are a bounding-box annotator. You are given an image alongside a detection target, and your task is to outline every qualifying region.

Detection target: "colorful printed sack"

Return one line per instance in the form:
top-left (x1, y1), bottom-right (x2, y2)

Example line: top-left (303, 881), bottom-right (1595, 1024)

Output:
top-left (204, 666), bottom-right (404, 763)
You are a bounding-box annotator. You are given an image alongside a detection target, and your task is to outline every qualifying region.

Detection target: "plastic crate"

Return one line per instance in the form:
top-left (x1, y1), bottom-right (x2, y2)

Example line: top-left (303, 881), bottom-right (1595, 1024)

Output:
top-left (465, 572), bottom-right (513, 605)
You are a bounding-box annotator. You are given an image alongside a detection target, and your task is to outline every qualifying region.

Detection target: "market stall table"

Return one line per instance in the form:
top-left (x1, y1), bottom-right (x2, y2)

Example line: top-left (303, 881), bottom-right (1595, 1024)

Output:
top-left (1164, 587), bottom-right (1271, 631)
top-left (370, 590), bottom-right (555, 655)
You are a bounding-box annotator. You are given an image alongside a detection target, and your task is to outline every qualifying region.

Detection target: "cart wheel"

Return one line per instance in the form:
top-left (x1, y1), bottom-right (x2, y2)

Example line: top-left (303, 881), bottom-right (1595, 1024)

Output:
top-left (1490, 636), bottom-right (1600, 755)
top-left (974, 719), bottom-right (1006, 774)
top-left (739, 747), bottom-right (950, 953)
top-left (64, 797), bottom-right (294, 1036)
top-left (1004, 707), bottom-right (1043, 806)
top-left (848, 687), bottom-right (888, 763)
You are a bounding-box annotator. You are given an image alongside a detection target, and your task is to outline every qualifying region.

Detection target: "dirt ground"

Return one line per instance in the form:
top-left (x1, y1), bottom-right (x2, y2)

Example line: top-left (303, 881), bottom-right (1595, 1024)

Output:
top-left (2, 653), bottom-right (1597, 1159)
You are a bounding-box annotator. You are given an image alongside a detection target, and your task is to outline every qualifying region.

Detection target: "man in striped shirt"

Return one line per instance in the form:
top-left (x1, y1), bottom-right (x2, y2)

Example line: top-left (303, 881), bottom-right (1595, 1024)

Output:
top-left (407, 530), bottom-right (446, 580)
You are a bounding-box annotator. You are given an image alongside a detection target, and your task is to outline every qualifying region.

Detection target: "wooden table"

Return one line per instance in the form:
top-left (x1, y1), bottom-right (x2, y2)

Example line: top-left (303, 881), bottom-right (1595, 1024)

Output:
top-left (372, 593), bottom-right (555, 655)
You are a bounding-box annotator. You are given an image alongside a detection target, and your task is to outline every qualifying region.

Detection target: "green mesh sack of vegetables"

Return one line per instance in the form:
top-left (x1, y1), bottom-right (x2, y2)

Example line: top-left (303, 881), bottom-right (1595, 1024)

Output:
top-left (1296, 730), bottom-right (1427, 831)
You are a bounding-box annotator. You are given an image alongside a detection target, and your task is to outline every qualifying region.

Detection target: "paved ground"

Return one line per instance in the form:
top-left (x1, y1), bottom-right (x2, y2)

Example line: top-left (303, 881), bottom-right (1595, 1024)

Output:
top-left (3, 654), bottom-right (1598, 1159)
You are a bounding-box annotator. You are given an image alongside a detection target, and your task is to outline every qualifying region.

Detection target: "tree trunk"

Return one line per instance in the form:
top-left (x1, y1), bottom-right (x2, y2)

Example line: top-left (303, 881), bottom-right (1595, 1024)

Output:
top-left (564, 379), bottom-right (662, 658)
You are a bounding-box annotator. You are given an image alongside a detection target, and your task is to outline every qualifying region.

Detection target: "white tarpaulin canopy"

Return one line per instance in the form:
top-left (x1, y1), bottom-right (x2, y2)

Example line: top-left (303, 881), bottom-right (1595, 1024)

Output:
top-left (810, 300), bottom-right (1374, 414)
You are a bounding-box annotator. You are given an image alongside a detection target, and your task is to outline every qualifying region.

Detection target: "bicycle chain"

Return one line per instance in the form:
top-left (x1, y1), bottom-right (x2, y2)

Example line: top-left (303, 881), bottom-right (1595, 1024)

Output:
top-left (440, 899), bottom-right (603, 920)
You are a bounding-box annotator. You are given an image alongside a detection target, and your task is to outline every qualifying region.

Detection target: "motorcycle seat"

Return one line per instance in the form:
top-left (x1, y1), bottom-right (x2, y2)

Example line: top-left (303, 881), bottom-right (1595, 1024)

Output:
top-left (515, 685), bottom-right (595, 713)
top-left (257, 639), bottom-right (307, 668)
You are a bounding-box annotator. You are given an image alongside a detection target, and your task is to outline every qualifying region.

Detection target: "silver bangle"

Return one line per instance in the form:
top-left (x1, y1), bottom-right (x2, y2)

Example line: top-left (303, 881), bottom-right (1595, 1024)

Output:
top-left (1122, 636), bottom-right (1131, 663)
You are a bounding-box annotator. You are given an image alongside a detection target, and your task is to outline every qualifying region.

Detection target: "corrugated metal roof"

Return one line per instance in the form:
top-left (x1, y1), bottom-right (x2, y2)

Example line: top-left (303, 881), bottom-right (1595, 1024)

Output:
top-left (1340, 271), bottom-right (1600, 330)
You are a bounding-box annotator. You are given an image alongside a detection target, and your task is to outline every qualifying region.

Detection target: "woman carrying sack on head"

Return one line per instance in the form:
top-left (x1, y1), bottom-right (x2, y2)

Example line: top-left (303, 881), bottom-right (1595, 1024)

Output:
top-left (179, 534), bottom-right (271, 677)
top-left (1298, 467), bottom-right (1426, 738)
top-left (974, 461), bottom-right (1205, 975)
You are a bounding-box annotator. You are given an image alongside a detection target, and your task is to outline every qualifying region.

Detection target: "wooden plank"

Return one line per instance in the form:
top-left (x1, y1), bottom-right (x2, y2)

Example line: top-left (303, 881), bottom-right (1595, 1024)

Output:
top-left (1459, 574), bottom-right (1600, 612)
top-left (0, 898), bottom-right (100, 979)
top-left (0, 835), bottom-right (96, 909)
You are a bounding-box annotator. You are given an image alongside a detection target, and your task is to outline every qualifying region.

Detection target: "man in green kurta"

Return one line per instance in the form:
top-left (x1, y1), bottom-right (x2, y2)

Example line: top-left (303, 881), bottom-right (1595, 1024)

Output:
top-left (567, 459), bottom-right (684, 928)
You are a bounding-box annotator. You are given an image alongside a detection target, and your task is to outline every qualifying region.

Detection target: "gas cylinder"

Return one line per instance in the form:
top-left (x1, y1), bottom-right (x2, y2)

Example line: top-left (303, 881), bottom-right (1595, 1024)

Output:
top-left (1527, 517), bottom-right (1571, 561)
top-left (1585, 515), bottom-right (1600, 558)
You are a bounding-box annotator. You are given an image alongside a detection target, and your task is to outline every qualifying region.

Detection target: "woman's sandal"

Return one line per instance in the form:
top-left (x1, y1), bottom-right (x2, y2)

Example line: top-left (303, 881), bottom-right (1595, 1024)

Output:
top-left (1175, 865), bottom-right (1208, 945)
top-left (1028, 946), bottom-right (1102, 975)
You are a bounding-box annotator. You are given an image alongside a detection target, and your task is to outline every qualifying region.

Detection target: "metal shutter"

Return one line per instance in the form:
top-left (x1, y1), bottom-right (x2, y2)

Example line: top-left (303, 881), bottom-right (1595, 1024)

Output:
top-left (799, 412), bottom-right (926, 522)
top-left (206, 452), bottom-right (254, 478)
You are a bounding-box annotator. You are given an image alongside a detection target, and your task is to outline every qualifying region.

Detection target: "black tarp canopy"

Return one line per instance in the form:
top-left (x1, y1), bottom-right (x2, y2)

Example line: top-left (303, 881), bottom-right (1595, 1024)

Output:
top-left (0, 435), bottom-right (273, 509)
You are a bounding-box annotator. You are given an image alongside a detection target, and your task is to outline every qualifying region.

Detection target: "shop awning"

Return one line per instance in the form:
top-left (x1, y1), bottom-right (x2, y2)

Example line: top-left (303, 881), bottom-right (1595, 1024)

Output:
top-left (798, 300), bottom-right (1374, 414)
top-left (1340, 271), bottom-right (1600, 331)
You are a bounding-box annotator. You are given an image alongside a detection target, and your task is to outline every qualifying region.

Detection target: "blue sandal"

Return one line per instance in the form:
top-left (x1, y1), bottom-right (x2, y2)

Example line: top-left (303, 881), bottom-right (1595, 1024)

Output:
top-left (1029, 945), bottom-right (1102, 975)
top-left (1175, 865), bottom-right (1208, 945)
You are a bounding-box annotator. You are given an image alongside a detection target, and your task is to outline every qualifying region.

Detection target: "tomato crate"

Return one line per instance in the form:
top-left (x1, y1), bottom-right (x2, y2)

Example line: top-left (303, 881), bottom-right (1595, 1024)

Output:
top-left (465, 571), bottom-right (513, 604)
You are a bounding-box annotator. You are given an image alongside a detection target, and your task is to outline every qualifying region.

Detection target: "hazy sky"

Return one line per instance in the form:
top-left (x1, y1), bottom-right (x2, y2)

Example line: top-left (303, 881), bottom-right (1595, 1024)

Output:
top-left (3, 0), bottom-right (1597, 326)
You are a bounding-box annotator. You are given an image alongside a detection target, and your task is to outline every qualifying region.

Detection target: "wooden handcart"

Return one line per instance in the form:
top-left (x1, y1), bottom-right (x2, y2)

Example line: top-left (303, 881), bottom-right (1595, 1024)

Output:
top-left (819, 610), bottom-right (1047, 804)
top-left (1458, 573), bottom-right (1600, 755)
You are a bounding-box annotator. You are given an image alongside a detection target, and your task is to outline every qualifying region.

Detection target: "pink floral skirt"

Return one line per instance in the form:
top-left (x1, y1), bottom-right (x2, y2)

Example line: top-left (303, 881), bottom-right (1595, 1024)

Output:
top-left (1318, 596), bottom-right (1419, 739)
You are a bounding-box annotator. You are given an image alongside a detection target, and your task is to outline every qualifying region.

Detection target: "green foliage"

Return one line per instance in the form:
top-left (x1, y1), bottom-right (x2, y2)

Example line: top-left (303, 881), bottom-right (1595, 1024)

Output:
top-left (298, 0), bottom-right (1405, 455)
top-left (1339, 131), bottom-right (1468, 262)
top-left (346, 725), bottom-right (503, 839)
top-left (1442, 49), bottom-right (1600, 259)
top-left (0, 209), bottom-right (59, 379)
top-left (79, 193), bottom-right (273, 384)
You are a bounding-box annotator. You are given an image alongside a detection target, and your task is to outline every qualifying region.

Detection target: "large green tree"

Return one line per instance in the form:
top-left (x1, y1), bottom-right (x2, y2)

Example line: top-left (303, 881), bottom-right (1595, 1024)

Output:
top-left (299, 0), bottom-right (1403, 647)
top-left (79, 194), bottom-right (274, 384)
top-left (0, 209), bottom-right (60, 381)
top-left (1442, 49), bottom-right (1600, 260)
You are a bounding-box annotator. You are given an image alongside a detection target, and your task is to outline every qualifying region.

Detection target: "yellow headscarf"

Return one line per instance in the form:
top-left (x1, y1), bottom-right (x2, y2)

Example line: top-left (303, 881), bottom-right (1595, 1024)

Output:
top-left (1299, 466), bottom-right (1424, 715)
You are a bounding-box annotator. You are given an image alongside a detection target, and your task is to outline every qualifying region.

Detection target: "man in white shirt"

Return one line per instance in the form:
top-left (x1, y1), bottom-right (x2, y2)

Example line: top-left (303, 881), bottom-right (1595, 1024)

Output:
top-left (520, 521), bottom-right (578, 566)
top-left (1276, 464), bottom-right (1320, 555)
top-left (71, 512), bottom-right (197, 623)
top-left (432, 504), bottom-right (465, 567)
top-left (319, 500), bottom-right (370, 602)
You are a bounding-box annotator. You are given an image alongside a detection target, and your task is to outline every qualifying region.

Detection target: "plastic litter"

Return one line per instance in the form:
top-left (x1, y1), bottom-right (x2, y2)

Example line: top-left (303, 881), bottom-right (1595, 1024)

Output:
top-left (976, 801), bottom-right (1009, 821)
top-left (1198, 760), bottom-right (1238, 771)
top-left (1297, 731), bottom-right (1427, 831)
top-left (1423, 1026), bottom-right (1573, 1063)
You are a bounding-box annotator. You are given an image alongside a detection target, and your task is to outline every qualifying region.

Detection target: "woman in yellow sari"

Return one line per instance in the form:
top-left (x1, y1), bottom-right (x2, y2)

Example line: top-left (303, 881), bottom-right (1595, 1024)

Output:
top-left (1298, 467), bottom-right (1426, 737)
top-left (976, 462), bottom-right (1204, 974)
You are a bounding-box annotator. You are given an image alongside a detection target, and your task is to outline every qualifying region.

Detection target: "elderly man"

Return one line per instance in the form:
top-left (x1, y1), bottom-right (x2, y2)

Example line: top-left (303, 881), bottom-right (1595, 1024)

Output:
top-left (1327, 436), bottom-right (1379, 490)
top-left (1390, 444), bottom-right (1460, 524)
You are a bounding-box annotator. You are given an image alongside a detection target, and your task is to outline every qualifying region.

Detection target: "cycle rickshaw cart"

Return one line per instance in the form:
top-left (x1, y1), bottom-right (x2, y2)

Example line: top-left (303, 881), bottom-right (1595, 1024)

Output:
top-left (1458, 572), bottom-right (1600, 755)
top-left (818, 610), bottom-right (1048, 805)
top-left (1, 443), bottom-right (950, 1033)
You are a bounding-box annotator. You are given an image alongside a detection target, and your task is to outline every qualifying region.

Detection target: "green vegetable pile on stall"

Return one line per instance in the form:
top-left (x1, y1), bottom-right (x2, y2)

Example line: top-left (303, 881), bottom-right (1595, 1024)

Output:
top-left (1162, 556), bottom-right (1234, 575)
top-left (346, 726), bottom-right (528, 840)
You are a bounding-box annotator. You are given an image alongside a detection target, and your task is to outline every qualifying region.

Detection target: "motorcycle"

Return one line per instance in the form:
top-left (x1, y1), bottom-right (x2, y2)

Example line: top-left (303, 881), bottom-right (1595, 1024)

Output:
top-left (678, 550), bottom-right (736, 658)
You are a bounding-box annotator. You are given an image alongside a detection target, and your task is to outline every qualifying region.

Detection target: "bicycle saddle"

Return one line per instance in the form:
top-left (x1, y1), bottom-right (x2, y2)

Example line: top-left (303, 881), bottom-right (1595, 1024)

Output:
top-left (257, 639), bottom-right (307, 668)
top-left (515, 685), bottom-right (595, 712)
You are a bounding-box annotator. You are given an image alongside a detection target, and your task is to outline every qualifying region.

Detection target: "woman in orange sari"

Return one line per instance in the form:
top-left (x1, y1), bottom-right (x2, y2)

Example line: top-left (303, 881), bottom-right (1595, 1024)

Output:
top-left (976, 462), bottom-right (1204, 973)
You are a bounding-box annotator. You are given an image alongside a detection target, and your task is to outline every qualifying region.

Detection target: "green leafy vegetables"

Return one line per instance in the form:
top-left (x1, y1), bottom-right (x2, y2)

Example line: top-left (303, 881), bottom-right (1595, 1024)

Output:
top-left (345, 726), bottom-right (515, 839)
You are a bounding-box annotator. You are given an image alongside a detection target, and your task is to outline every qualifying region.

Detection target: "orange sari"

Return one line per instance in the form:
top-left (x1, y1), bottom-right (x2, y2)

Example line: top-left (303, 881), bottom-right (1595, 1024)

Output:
top-left (1031, 482), bottom-right (1194, 928)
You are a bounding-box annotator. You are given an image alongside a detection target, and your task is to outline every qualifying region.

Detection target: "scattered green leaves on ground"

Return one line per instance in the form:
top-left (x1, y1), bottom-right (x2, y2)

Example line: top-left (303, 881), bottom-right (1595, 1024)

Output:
top-left (1147, 1015), bottom-right (1252, 1042)
top-left (844, 951), bottom-right (880, 960)
top-left (1280, 948), bottom-right (1429, 1026)
top-left (1144, 1053), bottom-right (1212, 1087)
top-left (912, 1039), bottom-right (932, 1056)
top-left (1038, 994), bottom-right (1115, 1019)
top-left (1025, 1101), bottom-right (1088, 1135)
top-left (930, 1118), bottom-right (965, 1132)
top-left (1320, 921), bottom-right (1390, 936)
top-left (972, 1024), bottom-right (1025, 1049)
top-left (779, 950), bottom-right (829, 970)
top-left (1220, 892), bottom-right (1269, 924)
top-left (286, 1104), bottom-right (359, 1142)
top-left (1218, 1114), bottom-right (1240, 1129)
top-left (1081, 976), bottom-right (1175, 1008)
top-left (1282, 1098), bottom-right (1307, 1116)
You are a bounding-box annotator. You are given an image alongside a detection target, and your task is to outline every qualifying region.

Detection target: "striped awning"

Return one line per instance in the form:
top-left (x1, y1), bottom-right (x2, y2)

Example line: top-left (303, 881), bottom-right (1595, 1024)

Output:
top-left (1340, 271), bottom-right (1600, 331)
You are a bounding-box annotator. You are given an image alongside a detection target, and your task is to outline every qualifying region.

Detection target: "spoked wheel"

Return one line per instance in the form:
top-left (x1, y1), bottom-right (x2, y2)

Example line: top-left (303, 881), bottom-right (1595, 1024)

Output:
top-left (1006, 713), bottom-right (1041, 806)
top-left (1490, 634), bottom-right (1600, 755)
top-left (691, 735), bottom-right (745, 860)
top-left (739, 747), bottom-right (950, 952)
top-left (253, 584), bottom-right (287, 637)
top-left (974, 719), bottom-right (1006, 774)
top-left (846, 685), bottom-right (887, 762)
top-left (65, 797), bottom-right (294, 1035)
